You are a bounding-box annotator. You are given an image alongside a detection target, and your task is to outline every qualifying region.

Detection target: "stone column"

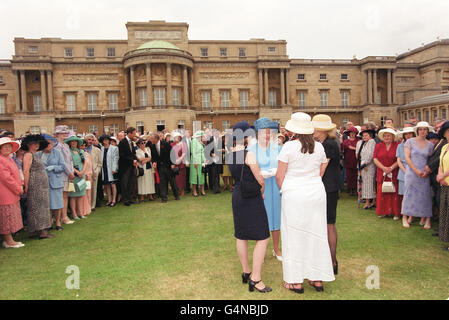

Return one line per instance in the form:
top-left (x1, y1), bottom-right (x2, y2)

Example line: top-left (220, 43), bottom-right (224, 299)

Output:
top-left (15, 71), bottom-right (21, 112)
top-left (124, 68), bottom-right (130, 108)
top-left (130, 66), bottom-right (136, 107)
top-left (40, 71), bottom-right (47, 111)
top-left (189, 68), bottom-right (194, 106)
top-left (47, 71), bottom-right (54, 111)
top-left (280, 68), bottom-right (285, 106)
top-left (285, 69), bottom-right (290, 106)
top-left (264, 69), bottom-right (269, 106)
top-left (146, 63), bottom-right (153, 106)
top-left (258, 69), bottom-right (263, 106)
top-left (387, 69), bottom-right (392, 105)
top-left (183, 66), bottom-right (189, 106)
top-left (373, 69), bottom-right (378, 104)
top-left (167, 63), bottom-right (172, 105)
top-left (20, 70), bottom-right (27, 112)
top-left (367, 70), bottom-right (373, 104)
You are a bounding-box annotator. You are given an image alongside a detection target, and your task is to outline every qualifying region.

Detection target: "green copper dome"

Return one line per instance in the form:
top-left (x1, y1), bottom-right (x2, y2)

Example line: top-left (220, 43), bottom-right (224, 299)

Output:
top-left (137, 40), bottom-right (181, 50)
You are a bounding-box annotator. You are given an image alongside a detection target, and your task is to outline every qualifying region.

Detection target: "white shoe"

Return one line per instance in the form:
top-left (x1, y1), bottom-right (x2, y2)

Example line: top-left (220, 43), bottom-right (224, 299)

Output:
top-left (2, 241), bottom-right (25, 249)
top-left (64, 220), bottom-right (75, 225)
top-left (272, 249), bottom-right (283, 262)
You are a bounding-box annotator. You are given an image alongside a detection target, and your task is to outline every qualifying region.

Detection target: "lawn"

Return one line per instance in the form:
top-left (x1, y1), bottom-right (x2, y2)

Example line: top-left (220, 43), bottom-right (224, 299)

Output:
top-left (0, 191), bottom-right (448, 300)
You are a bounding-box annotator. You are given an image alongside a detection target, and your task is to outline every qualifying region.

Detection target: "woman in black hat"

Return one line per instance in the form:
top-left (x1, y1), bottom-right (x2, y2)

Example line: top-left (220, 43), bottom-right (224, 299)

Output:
top-left (22, 135), bottom-right (54, 239)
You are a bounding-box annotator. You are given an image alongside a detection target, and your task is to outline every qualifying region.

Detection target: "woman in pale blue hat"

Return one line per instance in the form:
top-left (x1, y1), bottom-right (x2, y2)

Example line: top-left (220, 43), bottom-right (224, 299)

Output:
top-left (248, 117), bottom-right (283, 262)
top-left (65, 135), bottom-right (87, 221)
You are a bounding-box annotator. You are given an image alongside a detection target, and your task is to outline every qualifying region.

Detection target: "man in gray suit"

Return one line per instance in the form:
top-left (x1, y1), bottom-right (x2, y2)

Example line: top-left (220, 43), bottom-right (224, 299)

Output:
top-left (86, 134), bottom-right (103, 210)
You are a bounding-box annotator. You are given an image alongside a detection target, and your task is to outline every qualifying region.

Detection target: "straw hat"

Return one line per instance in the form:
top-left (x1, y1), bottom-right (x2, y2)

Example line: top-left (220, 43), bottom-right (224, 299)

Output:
top-left (285, 112), bottom-right (314, 135)
top-left (312, 114), bottom-right (337, 131)
top-left (414, 121), bottom-right (434, 135)
top-left (0, 137), bottom-right (20, 153)
top-left (396, 127), bottom-right (416, 140)
top-left (378, 128), bottom-right (398, 141)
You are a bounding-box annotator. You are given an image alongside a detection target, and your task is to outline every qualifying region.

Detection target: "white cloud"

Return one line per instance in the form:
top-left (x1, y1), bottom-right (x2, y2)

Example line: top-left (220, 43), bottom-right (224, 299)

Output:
top-left (0, 0), bottom-right (448, 59)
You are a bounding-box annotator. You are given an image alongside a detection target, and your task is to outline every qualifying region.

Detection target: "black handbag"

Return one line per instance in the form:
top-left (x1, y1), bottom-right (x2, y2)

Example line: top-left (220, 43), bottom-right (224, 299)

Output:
top-left (172, 166), bottom-right (180, 176)
top-left (240, 151), bottom-right (261, 199)
top-left (201, 165), bottom-right (208, 174)
top-left (136, 167), bottom-right (144, 177)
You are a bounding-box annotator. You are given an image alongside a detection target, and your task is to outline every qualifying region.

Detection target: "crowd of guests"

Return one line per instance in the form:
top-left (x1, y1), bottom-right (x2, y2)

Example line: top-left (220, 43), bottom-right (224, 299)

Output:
top-left (1, 113), bottom-right (448, 295)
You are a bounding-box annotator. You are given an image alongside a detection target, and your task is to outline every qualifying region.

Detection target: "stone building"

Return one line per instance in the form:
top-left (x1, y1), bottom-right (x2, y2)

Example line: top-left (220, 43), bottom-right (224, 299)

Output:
top-left (0, 20), bottom-right (448, 136)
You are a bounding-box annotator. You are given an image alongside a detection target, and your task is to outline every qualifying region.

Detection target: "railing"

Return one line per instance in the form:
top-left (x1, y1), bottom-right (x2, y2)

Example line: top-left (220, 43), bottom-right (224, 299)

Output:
top-left (292, 105), bottom-right (362, 112)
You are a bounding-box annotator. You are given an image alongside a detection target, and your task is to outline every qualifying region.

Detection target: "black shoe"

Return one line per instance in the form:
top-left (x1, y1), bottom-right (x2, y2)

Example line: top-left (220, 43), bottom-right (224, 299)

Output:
top-left (432, 232), bottom-right (439, 237)
top-left (124, 202), bottom-right (131, 207)
top-left (56, 226), bottom-right (63, 231)
top-left (333, 261), bottom-right (338, 275)
top-left (443, 247), bottom-right (449, 252)
top-left (248, 278), bottom-right (272, 293)
top-left (285, 284), bottom-right (304, 294)
top-left (309, 281), bottom-right (324, 292)
top-left (242, 272), bottom-right (251, 284)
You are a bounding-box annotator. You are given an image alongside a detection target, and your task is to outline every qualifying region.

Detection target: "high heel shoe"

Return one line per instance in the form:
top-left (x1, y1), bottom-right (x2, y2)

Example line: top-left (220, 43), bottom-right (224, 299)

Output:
top-left (284, 283), bottom-right (304, 294)
top-left (242, 272), bottom-right (251, 284)
top-left (248, 279), bottom-right (272, 293)
top-left (272, 249), bottom-right (283, 262)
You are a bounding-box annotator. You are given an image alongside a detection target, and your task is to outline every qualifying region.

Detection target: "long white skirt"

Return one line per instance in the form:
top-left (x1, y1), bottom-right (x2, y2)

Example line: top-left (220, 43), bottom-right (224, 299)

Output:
top-left (281, 177), bottom-right (335, 284)
top-left (137, 166), bottom-right (155, 195)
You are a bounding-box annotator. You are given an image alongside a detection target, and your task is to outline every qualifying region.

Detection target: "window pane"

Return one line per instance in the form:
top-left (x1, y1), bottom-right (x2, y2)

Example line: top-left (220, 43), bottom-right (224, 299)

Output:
top-left (0, 97), bottom-right (5, 114)
top-left (88, 94), bottom-right (97, 111)
top-left (66, 95), bottom-right (76, 112)
top-left (240, 91), bottom-right (248, 108)
top-left (202, 91), bottom-right (211, 108)
top-left (33, 95), bottom-right (42, 112)
top-left (65, 48), bottom-right (73, 57)
top-left (109, 93), bottom-right (118, 110)
top-left (320, 92), bottom-right (328, 107)
top-left (220, 48), bottom-right (227, 57)
top-left (173, 88), bottom-right (179, 106)
top-left (269, 90), bottom-right (276, 107)
top-left (201, 48), bottom-right (208, 57)
top-left (89, 125), bottom-right (98, 134)
top-left (30, 126), bottom-right (40, 134)
top-left (139, 88), bottom-right (147, 107)
top-left (154, 88), bottom-right (165, 106)
top-left (239, 48), bottom-right (246, 57)
top-left (298, 92), bottom-right (306, 108)
top-left (221, 91), bottom-right (230, 108)
top-left (86, 48), bottom-right (95, 57)
top-left (107, 48), bottom-right (115, 57)
top-left (342, 91), bottom-right (349, 107)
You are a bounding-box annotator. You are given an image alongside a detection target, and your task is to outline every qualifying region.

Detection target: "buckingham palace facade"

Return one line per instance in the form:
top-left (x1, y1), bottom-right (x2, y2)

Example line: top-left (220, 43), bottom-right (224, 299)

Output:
top-left (0, 20), bottom-right (449, 136)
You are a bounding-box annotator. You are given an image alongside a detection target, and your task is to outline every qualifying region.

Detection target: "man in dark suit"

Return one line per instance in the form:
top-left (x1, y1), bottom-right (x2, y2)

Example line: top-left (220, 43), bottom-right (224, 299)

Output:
top-left (205, 129), bottom-right (223, 194)
top-left (149, 133), bottom-right (180, 203)
top-left (183, 129), bottom-right (192, 194)
top-left (118, 127), bottom-right (138, 206)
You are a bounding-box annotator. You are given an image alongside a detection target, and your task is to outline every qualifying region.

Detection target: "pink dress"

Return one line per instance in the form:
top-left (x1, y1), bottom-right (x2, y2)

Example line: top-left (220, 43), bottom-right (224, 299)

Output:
top-left (0, 155), bottom-right (24, 234)
top-left (81, 152), bottom-right (93, 216)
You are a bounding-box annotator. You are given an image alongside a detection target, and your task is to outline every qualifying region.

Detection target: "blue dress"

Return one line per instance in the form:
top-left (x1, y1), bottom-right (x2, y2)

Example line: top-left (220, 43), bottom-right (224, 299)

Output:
top-left (37, 149), bottom-right (66, 210)
top-left (248, 143), bottom-right (282, 231)
top-left (396, 142), bottom-right (407, 196)
top-left (401, 138), bottom-right (434, 218)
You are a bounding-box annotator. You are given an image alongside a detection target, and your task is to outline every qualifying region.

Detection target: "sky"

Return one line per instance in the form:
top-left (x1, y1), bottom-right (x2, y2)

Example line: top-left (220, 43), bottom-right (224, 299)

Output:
top-left (1, 0), bottom-right (448, 60)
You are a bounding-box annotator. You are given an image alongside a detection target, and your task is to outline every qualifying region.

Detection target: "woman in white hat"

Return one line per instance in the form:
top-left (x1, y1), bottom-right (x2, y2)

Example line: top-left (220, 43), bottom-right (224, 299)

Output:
top-left (396, 127), bottom-right (416, 215)
top-left (356, 129), bottom-right (377, 210)
top-left (401, 122), bottom-right (434, 229)
top-left (373, 128), bottom-right (401, 218)
top-left (172, 132), bottom-right (187, 196)
top-left (312, 114), bottom-right (342, 275)
top-left (0, 138), bottom-right (25, 248)
top-left (276, 113), bottom-right (335, 294)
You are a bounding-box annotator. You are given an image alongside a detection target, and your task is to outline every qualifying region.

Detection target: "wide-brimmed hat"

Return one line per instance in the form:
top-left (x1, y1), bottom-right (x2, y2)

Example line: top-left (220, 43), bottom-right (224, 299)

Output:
top-left (396, 127), bottom-right (416, 140)
top-left (285, 112), bottom-right (314, 135)
top-left (41, 133), bottom-right (58, 145)
top-left (99, 134), bottom-right (112, 144)
top-left (359, 129), bottom-right (376, 138)
top-left (193, 130), bottom-right (206, 139)
top-left (54, 125), bottom-right (70, 135)
top-left (110, 136), bottom-right (118, 143)
top-left (378, 128), bottom-right (398, 141)
top-left (64, 135), bottom-right (84, 148)
top-left (414, 121), bottom-right (434, 135)
top-left (232, 121), bottom-right (253, 138)
top-left (312, 114), bottom-right (337, 131)
top-left (0, 137), bottom-right (20, 153)
top-left (254, 117), bottom-right (279, 131)
top-left (172, 132), bottom-right (183, 140)
top-left (344, 126), bottom-right (359, 136)
top-left (21, 134), bottom-right (49, 152)
top-left (438, 121), bottom-right (449, 139)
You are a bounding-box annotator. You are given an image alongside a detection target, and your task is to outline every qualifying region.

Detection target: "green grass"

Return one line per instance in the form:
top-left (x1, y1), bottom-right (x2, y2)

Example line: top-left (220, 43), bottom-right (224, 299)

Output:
top-left (0, 191), bottom-right (448, 300)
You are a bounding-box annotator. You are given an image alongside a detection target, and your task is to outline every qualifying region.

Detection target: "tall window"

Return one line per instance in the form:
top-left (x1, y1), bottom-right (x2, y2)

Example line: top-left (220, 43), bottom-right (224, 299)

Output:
top-left (222, 120), bottom-right (231, 130)
top-left (298, 91), bottom-right (306, 108)
top-left (139, 88), bottom-right (147, 107)
top-left (156, 120), bottom-right (166, 132)
top-left (417, 111), bottom-right (422, 121)
top-left (341, 91), bottom-right (349, 108)
top-left (33, 95), bottom-right (42, 112)
top-left (68, 125), bottom-right (77, 133)
top-left (110, 124), bottom-right (119, 135)
top-left (239, 48), bottom-right (246, 57)
top-left (87, 93), bottom-right (97, 112)
top-left (203, 121), bottom-right (213, 130)
top-left (154, 88), bottom-right (165, 106)
top-left (425, 110), bottom-right (430, 122)
top-left (240, 90), bottom-right (249, 108)
top-left (107, 48), bottom-right (115, 57)
top-left (89, 125), bottom-right (99, 134)
top-left (220, 48), bottom-right (227, 57)
top-left (172, 88), bottom-right (180, 106)
top-left (200, 48), bottom-right (208, 57)
top-left (64, 48), bottom-right (73, 57)
top-left (0, 97), bottom-right (5, 114)
top-left (177, 120), bottom-right (185, 130)
top-left (136, 121), bottom-right (144, 135)
top-left (66, 94), bottom-right (76, 112)
top-left (320, 91), bottom-right (328, 107)
top-left (433, 110), bottom-right (438, 122)
top-left (269, 90), bottom-right (277, 107)
top-left (377, 90), bottom-right (381, 104)
top-left (109, 93), bottom-right (118, 110)
top-left (221, 90), bottom-right (230, 108)
top-left (443, 109), bottom-right (447, 120)
top-left (202, 91), bottom-right (211, 109)
top-left (86, 48), bottom-right (95, 57)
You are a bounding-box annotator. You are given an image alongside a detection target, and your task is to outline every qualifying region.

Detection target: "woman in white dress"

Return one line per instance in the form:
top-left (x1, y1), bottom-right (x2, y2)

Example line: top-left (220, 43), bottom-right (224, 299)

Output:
top-left (136, 139), bottom-right (155, 202)
top-left (276, 112), bottom-right (335, 294)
